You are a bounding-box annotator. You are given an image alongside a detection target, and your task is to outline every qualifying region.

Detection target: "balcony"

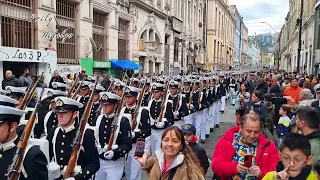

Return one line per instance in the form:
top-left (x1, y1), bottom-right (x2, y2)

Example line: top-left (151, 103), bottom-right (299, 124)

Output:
top-left (116, 0), bottom-right (129, 13)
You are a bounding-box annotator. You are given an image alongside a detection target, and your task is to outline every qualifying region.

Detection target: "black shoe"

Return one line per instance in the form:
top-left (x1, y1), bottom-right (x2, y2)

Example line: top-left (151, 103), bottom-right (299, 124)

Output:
top-left (216, 124), bottom-right (220, 128)
top-left (232, 104), bottom-right (235, 106)
top-left (221, 111), bottom-right (224, 114)
top-left (201, 139), bottom-right (205, 144)
top-left (206, 134), bottom-right (209, 138)
top-left (210, 128), bottom-right (214, 132)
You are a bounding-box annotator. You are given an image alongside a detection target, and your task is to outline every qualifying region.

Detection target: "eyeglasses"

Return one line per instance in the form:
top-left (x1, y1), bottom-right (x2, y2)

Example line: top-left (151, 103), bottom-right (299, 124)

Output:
top-left (281, 155), bottom-right (306, 165)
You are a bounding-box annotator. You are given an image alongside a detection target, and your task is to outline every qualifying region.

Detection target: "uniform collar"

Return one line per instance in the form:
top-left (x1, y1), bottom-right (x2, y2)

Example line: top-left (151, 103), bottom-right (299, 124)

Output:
top-left (0, 135), bottom-right (17, 152)
top-left (170, 93), bottom-right (178, 98)
top-left (153, 98), bottom-right (162, 103)
top-left (61, 121), bottom-right (76, 133)
top-left (126, 105), bottom-right (136, 110)
top-left (104, 113), bottom-right (115, 119)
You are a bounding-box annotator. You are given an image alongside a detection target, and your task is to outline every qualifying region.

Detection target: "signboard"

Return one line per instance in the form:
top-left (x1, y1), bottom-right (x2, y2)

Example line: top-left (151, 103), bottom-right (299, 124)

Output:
top-left (0, 46), bottom-right (57, 85)
top-left (93, 61), bottom-right (111, 68)
top-left (57, 64), bottom-right (81, 76)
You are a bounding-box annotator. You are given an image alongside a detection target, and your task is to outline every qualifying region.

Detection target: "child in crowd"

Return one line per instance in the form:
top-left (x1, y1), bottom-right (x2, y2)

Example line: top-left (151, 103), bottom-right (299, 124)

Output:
top-left (182, 124), bottom-right (209, 176)
top-left (314, 160), bottom-right (320, 179)
top-left (263, 133), bottom-right (317, 180)
top-left (277, 105), bottom-right (291, 147)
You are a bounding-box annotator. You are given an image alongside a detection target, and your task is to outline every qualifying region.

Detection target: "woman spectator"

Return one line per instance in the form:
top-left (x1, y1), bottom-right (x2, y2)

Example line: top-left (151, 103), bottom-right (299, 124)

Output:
top-left (243, 90), bottom-right (267, 123)
top-left (135, 126), bottom-right (205, 180)
top-left (212, 114), bottom-right (279, 180)
top-left (255, 78), bottom-right (269, 94)
top-left (235, 83), bottom-right (251, 125)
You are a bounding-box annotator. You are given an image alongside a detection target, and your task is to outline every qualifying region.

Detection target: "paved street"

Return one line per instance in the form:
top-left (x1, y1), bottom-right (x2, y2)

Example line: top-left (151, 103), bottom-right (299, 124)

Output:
top-left (140, 101), bottom-right (237, 180)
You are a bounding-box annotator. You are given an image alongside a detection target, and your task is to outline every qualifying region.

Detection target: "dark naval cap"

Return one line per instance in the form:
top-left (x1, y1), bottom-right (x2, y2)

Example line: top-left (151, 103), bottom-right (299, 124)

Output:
top-left (99, 92), bottom-right (121, 105)
top-left (124, 86), bottom-right (140, 97)
top-left (54, 96), bottom-right (84, 112)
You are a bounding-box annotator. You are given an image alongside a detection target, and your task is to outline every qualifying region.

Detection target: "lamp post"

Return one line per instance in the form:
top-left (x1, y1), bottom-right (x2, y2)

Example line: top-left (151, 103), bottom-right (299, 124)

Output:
top-left (296, 0), bottom-right (304, 74)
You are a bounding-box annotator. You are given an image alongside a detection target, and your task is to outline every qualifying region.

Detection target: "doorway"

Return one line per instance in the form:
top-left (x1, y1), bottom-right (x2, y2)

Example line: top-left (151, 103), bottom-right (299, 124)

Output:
top-left (3, 62), bottom-right (38, 78)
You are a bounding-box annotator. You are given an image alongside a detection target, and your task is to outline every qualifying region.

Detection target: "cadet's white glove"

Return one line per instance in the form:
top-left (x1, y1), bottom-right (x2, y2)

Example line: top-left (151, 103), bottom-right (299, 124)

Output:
top-left (199, 104), bottom-right (202, 109)
top-left (189, 104), bottom-right (194, 110)
top-left (131, 132), bottom-right (135, 139)
top-left (104, 150), bottom-right (114, 160)
top-left (111, 144), bottom-right (118, 150)
top-left (156, 121), bottom-right (165, 128)
top-left (65, 178), bottom-right (75, 180)
top-left (134, 129), bottom-right (141, 133)
top-left (173, 111), bottom-right (179, 118)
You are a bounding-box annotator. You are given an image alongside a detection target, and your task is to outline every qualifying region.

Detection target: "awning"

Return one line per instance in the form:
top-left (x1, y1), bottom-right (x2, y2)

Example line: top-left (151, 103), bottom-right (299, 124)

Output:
top-left (110, 60), bottom-right (142, 70)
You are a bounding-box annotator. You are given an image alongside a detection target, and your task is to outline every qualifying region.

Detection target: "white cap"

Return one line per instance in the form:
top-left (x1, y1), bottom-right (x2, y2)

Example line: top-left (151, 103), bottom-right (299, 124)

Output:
top-left (89, 84), bottom-right (105, 92)
top-left (99, 92), bottom-right (121, 104)
top-left (47, 89), bottom-right (67, 97)
top-left (51, 82), bottom-right (67, 89)
top-left (53, 96), bottom-right (84, 112)
top-left (0, 95), bottom-right (20, 107)
top-left (5, 86), bottom-right (26, 96)
top-left (0, 105), bottom-right (27, 124)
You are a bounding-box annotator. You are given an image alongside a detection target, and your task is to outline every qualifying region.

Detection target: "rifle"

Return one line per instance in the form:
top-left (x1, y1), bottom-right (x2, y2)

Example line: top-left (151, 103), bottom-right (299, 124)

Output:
top-left (188, 82), bottom-right (194, 110)
top-left (63, 76), bottom-right (99, 179)
top-left (7, 86), bottom-right (46, 180)
top-left (68, 72), bottom-right (80, 98)
top-left (131, 80), bottom-right (146, 131)
top-left (17, 72), bottom-right (44, 110)
top-left (107, 86), bottom-right (126, 151)
top-left (157, 81), bottom-right (170, 122)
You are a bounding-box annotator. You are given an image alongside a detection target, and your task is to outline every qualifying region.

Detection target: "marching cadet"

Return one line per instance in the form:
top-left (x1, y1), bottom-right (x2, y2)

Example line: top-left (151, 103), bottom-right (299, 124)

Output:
top-left (229, 73), bottom-right (238, 106)
top-left (168, 80), bottom-right (189, 128)
top-left (130, 78), bottom-right (140, 88)
top-left (46, 97), bottom-right (100, 180)
top-left (218, 74), bottom-right (228, 114)
top-left (192, 80), bottom-right (203, 143)
top-left (206, 77), bottom-right (217, 137)
top-left (76, 81), bottom-right (93, 104)
top-left (122, 86), bottom-right (151, 180)
top-left (199, 78), bottom-right (209, 143)
top-left (141, 78), bottom-right (152, 107)
top-left (90, 92), bottom-right (132, 180)
top-left (113, 81), bottom-right (126, 96)
top-left (5, 86), bottom-right (25, 102)
top-left (87, 84), bottom-right (105, 125)
top-left (148, 83), bottom-right (174, 154)
top-left (0, 96), bottom-right (48, 180)
top-left (182, 78), bottom-right (194, 125)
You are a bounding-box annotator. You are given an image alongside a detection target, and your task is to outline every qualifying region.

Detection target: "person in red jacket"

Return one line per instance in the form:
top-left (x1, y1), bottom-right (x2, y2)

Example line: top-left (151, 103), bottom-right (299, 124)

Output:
top-left (212, 114), bottom-right (280, 180)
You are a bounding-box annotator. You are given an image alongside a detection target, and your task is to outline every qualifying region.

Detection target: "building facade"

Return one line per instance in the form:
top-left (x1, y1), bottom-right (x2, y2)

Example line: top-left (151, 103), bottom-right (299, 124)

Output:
top-left (229, 5), bottom-right (242, 69)
top-left (247, 43), bottom-right (261, 69)
top-left (241, 24), bottom-right (248, 69)
top-left (207, 0), bottom-right (235, 71)
top-left (279, 0), bottom-right (316, 74)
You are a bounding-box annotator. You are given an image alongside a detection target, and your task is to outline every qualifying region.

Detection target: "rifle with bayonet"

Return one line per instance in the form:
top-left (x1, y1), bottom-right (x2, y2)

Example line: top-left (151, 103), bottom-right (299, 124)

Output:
top-left (131, 80), bottom-right (146, 131)
top-left (68, 72), bottom-right (80, 98)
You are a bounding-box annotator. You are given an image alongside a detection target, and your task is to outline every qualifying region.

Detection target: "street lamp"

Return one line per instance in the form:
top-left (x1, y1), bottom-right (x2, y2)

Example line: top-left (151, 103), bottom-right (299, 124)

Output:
top-left (260, 22), bottom-right (278, 33)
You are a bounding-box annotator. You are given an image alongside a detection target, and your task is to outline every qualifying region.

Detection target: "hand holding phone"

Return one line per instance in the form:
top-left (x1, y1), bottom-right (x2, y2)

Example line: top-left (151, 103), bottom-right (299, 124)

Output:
top-left (244, 155), bottom-right (253, 168)
top-left (134, 138), bottom-right (145, 157)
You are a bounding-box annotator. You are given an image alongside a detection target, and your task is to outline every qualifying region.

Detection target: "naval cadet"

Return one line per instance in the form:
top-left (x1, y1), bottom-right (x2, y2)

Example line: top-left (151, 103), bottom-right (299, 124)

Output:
top-left (130, 78), bottom-right (140, 88)
top-left (46, 97), bottom-right (100, 180)
top-left (90, 92), bottom-right (132, 180)
top-left (5, 86), bottom-right (25, 103)
top-left (51, 82), bottom-right (67, 92)
top-left (0, 97), bottom-right (48, 180)
top-left (148, 83), bottom-right (174, 155)
top-left (168, 80), bottom-right (189, 128)
top-left (76, 81), bottom-right (92, 104)
top-left (192, 80), bottom-right (203, 143)
top-left (140, 78), bottom-right (152, 107)
top-left (123, 86), bottom-right (151, 180)
top-left (218, 75), bottom-right (228, 114)
top-left (229, 73), bottom-right (238, 106)
top-left (87, 84), bottom-right (105, 125)
top-left (113, 81), bottom-right (126, 97)
top-left (182, 78), bottom-right (194, 125)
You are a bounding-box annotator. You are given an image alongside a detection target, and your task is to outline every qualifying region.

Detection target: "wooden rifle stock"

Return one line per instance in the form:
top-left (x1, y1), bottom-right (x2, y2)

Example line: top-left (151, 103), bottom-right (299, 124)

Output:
top-left (131, 82), bottom-right (146, 130)
top-left (17, 73), bottom-right (43, 110)
top-left (63, 77), bottom-right (99, 179)
top-left (7, 86), bottom-right (46, 180)
top-left (157, 81), bottom-right (170, 122)
top-left (68, 73), bottom-right (80, 98)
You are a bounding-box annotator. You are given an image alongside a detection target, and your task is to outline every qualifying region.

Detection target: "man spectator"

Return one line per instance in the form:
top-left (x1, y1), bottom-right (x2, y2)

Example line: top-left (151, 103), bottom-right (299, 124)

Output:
top-left (212, 114), bottom-right (279, 180)
top-left (19, 68), bottom-right (33, 87)
top-left (243, 90), bottom-right (267, 122)
top-left (79, 69), bottom-right (88, 80)
top-left (49, 70), bottom-right (64, 88)
top-left (311, 86), bottom-right (320, 112)
top-left (246, 72), bottom-right (256, 94)
top-left (283, 78), bottom-right (302, 104)
top-left (2, 70), bottom-right (21, 89)
top-left (296, 106), bottom-right (320, 166)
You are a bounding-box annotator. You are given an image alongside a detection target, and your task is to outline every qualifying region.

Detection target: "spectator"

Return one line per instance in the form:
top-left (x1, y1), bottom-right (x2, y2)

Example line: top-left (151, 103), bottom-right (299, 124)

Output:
top-left (49, 70), bottom-right (64, 88)
top-left (235, 83), bottom-right (251, 125)
top-left (136, 126), bottom-right (205, 180)
top-left (270, 84), bottom-right (287, 126)
top-left (36, 76), bottom-right (47, 88)
top-left (296, 106), bottom-right (320, 166)
top-left (311, 86), bottom-right (320, 112)
top-left (262, 93), bottom-right (276, 142)
top-left (276, 105), bottom-right (291, 147)
top-left (281, 76), bottom-right (290, 89)
top-left (2, 70), bottom-right (21, 89)
top-left (243, 90), bottom-right (267, 122)
top-left (255, 78), bottom-right (269, 94)
top-left (182, 124), bottom-right (209, 176)
top-left (283, 78), bottom-right (302, 104)
top-left (262, 133), bottom-right (317, 180)
top-left (79, 69), bottom-right (88, 80)
top-left (314, 160), bottom-right (320, 179)
top-left (212, 114), bottom-right (279, 180)
top-left (19, 68), bottom-right (33, 87)
top-left (311, 78), bottom-right (318, 94)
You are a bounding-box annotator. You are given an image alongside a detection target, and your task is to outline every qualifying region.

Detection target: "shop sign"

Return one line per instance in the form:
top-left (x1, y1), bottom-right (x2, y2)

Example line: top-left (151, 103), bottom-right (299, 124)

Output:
top-left (0, 46), bottom-right (57, 63)
top-left (93, 61), bottom-right (111, 68)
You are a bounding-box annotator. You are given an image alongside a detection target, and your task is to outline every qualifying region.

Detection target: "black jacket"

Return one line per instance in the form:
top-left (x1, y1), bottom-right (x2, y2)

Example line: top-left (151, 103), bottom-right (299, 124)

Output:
top-left (189, 141), bottom-right (209, 175)
top-left (2, 75), bottom-right (22, 89)
top-left (243, 101), bottom-right (267, 122)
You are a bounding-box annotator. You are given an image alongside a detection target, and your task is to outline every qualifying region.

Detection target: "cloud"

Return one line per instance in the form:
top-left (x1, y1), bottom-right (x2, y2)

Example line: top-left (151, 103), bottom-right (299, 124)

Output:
top-left (228, 0), bottom-right (289, 35)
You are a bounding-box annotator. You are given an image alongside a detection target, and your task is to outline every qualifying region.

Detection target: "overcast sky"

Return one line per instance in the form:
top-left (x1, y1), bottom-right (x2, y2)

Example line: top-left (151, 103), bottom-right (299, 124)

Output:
top-left (228, 0), bottom-right (289, 36)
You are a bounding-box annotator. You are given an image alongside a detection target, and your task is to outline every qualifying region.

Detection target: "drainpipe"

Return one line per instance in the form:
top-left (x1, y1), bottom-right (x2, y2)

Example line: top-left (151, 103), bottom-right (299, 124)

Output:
top-left (313, 4), bottom-right (319, 75)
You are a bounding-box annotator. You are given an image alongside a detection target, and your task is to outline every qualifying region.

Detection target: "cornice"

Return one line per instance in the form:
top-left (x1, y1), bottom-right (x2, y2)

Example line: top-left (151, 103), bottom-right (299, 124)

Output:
top-left (129, 0), bottom-right (168, 19)
top-left (92, 0), bottom-right (114, 13)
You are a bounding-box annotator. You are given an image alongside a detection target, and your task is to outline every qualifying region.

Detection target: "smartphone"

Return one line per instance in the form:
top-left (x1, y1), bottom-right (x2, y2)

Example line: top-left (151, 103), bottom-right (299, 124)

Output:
top-left (244, 155), bottom-right (253, 168)
top-left (134, 138), bottom-right (145, 157)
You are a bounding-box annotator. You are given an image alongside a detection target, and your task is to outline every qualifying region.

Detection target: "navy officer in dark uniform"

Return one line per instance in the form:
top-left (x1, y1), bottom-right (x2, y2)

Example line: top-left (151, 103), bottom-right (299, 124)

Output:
top-left (87, 84), bottom-right (105, 125)
top-left (0, 96), bottom-right (48, 180)
top-left (89, 92), bottom-right (132, 180)
top-left (46, 96), bottom-right (100, 180)
top-left (141, 78), bottom-right (151, 107)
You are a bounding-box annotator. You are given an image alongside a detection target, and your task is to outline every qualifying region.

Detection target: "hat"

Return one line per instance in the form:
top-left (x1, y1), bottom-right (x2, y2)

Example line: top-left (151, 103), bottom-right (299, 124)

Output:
top-left (80, 81), bottom-right (93, 89)
top-left (156, 78), bottom-right (165, 84)
top-left (124, 86), bottom-right (140, 97)
top-left (99, 92), bottom-right (121, 105)
top-left (89, 84), bottom-right (105, 94)
top-left (131, 78), bottom-right (140, 84)
top-left (114, 81), bottom-right (126, 89)
top-left (0, 95), bottom-right (20, 107)
top-left (0, 105), bottom-right (27, 124)
top-left (183, 78), bottom-right (192, 84)
top-left (5, 86), bottom-right (26, 97)
top-left (152, 83), bottom-right (165, 91)
top-left (316, 87), bottom-right (320, 93)
top-left (86, 76), bottom-right (96, 83)
top-left (169, 81), bottom-right (180, 89)
top-left (53, 96), bottom-right (84, 112)
top-left (46, 89), bottom-right (67, 102)
top-left (51, 82), bottom-right (67, 91)
top-left (182, 124), bottom-right (196, 134)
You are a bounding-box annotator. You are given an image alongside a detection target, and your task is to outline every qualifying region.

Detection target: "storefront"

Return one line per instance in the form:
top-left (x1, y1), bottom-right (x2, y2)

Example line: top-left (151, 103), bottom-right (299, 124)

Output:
top-left (0, 46), bottom-right (57, 86)
top-left (80, 58), bottom-right (113, 76)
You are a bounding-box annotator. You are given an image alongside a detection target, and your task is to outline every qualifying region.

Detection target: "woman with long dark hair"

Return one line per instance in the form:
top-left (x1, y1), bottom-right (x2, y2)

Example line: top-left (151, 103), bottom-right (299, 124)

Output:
top-left (135, 126), bottom-right (205, 180)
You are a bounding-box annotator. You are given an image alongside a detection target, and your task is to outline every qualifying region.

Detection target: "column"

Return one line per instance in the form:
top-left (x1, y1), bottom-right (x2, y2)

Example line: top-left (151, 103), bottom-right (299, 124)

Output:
top-left (78, 0), bottom-right (94, 58)
top-left (108, 10), bottom-right (119, 59)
